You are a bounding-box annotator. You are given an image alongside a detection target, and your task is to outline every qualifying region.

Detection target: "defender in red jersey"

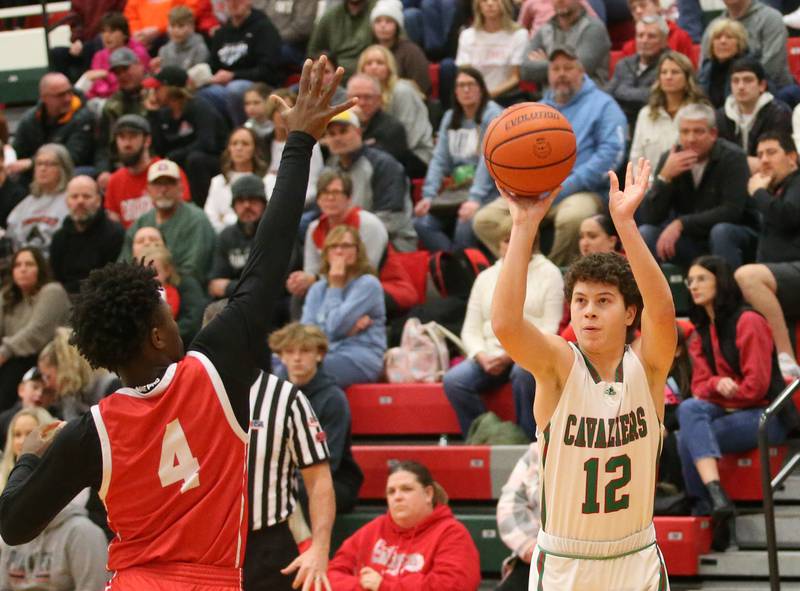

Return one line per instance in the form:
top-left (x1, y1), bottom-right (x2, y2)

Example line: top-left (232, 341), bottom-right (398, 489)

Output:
top-left (0, 57), bottom-right (354, 591)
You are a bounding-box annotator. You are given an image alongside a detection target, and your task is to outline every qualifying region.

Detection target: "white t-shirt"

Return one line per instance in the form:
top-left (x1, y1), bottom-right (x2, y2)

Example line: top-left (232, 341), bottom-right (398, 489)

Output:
top-left (455, 27), bottom-right (529, 93)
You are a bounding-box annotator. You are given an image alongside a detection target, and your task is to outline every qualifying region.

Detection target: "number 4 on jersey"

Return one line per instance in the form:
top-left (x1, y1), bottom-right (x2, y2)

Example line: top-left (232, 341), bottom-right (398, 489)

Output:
top-left (159, 419), bottom-right (200, 493)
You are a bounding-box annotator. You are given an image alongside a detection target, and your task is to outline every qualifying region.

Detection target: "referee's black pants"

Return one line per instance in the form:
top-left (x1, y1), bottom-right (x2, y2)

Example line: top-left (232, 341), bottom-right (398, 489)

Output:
top-left (243, 521), bottom-right (298, 591)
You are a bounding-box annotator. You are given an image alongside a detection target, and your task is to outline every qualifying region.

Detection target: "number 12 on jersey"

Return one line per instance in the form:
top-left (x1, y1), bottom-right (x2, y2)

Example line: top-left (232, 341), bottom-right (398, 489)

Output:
top-left (159, 419), bottom-right (200, 493)
top-left (582, 454), bottom-right (630, 514)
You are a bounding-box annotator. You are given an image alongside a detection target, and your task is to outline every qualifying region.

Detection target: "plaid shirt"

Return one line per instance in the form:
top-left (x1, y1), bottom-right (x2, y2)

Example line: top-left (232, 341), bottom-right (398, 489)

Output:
top-left (496, 443), bottom-right (541, 557)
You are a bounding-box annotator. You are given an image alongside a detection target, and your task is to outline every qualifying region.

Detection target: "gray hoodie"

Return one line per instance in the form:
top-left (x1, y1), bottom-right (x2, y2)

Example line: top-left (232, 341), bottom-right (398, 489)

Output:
top-left (158, 32), bottom-right (211, 71)
top-left (0, 503), bottom-right (108, 590)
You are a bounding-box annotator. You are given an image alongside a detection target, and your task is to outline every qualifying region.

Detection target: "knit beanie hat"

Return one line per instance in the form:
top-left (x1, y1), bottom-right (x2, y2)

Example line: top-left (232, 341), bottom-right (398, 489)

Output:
top-left (370, 0), bottom-right (404, 30)
top-left (231, 174), bottom-right (267, 202)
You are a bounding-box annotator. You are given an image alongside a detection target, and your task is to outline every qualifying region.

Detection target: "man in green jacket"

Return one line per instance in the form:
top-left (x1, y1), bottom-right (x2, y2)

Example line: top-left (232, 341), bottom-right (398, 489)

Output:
top-left (309, 0), bottom-right (377, 76)
top-left (119, 159), bottom-right (216, 285)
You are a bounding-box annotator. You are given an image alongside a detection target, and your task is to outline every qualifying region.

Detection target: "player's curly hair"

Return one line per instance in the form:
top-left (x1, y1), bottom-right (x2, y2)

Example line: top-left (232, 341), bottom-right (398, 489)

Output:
top-left (564, 252), bottom-right (642, 342)
top-left (70, 262), bottom-right (162, 370)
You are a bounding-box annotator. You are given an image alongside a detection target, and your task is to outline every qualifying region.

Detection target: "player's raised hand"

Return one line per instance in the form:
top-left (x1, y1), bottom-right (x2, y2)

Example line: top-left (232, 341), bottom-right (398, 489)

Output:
top-left (498, 183), bottom-right (561, 228)
top-left (608, 158), bottom-right (651, 222)
top-left (271, 56), bottom-right (356, 141)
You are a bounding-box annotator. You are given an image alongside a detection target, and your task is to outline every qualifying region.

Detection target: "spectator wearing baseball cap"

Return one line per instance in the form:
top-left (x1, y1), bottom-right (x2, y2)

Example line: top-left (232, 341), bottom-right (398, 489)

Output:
top-left (104, 115), bottom-right (192, 229)
top-left (119, 159), bottom-right (216, 285)
top-left (208, 174), bottom-right (269, 300)
top-left (94, 46), bottom-right (151, 187)
top-left (520, 0), bottom-right (611, 88)
top-left (322, 108), bottom-right (418, 252)
top-left (143, 65), bottom-right (230, 208)
top-left (74, 12), bottom-right (150, 101)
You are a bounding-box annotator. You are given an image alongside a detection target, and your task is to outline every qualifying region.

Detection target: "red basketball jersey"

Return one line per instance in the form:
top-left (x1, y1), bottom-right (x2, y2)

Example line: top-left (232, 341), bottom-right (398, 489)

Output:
top-left (91, 352), bottom-right (249, 577)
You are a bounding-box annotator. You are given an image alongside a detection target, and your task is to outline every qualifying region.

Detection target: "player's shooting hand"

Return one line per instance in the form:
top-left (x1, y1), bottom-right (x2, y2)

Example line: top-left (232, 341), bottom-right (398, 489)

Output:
top-left (359, 567), bottom-right (382, 591)
top-left (498, 183), bottom-right (561, 228)
top-left (20, 421), bottom-right (66, 458)
top-left (281, 543), bottom-right (332, 591)
top-left (608, 158), bottom-right (651, 223)
top-left (270, 56), bottom-right (356, 141)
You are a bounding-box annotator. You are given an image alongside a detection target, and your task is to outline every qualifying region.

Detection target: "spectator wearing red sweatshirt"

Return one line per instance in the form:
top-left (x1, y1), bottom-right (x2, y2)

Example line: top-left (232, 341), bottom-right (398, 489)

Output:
top-left (328, 461), bottom-right (481, 591)
top-left (620, 0), bottom-right (694, 60)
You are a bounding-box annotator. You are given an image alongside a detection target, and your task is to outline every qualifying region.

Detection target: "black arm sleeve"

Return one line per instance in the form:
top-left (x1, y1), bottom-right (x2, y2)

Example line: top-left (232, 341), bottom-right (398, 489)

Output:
top-left (0, 413), bottom-right (102, 545)
top-left (191, 132), bottom-right (315, 429)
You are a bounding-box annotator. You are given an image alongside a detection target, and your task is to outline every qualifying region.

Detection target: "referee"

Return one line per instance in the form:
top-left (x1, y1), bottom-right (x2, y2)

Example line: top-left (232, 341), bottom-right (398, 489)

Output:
top-left (202, 302), bottom-right (335, 591)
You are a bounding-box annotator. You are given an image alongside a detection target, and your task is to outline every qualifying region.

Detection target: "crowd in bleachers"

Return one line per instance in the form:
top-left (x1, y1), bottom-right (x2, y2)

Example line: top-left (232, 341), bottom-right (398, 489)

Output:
top-left (1, 0), bottom-right (800, 586)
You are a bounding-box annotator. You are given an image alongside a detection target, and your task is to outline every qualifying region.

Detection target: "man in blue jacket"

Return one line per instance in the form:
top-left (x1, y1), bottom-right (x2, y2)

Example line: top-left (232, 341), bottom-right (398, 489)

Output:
top-left (473, 45), bottom-right (627, 265)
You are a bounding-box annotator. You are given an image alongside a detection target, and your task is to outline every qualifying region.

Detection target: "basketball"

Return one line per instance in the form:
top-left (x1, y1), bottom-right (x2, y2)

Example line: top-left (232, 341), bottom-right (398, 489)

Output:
top-left (482, 102), bottom-right (576, 197)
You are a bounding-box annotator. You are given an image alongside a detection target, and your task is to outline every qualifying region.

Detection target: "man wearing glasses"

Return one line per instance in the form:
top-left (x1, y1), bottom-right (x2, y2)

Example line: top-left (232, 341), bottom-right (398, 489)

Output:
top-left (9, 73), bottom-right (95, 181)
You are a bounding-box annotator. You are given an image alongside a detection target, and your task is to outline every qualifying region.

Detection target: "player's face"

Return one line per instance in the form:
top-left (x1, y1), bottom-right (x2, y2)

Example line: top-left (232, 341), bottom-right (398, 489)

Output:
top-left (578, 218), bottom-right (618, 256)
top-left (12, 415), bottom-right (39, 459)
top-left (570, 281), bottom-right (635, 350)
top-left (386, 470), bottom-right (433, 528)
top-left (757, 139), bottom-right (798, 186)
top-left (686, 264), bottom-right (717, 308)
top-left (279, 345), bottom-right (320, 386)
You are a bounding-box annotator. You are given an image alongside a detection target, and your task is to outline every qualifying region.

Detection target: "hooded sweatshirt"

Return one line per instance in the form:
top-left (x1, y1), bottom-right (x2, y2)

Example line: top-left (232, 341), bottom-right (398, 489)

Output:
top-left (327, 504), bottom-right (481, 591)
top-left (209, 8), bottom-right (283, 86)
top-left (298, 369), bottom-right (364, 496)
top-left (717, 91), bottom-right (792, 156)
top-left (540, 76), bottom-right (628, 204)
top-left (0, 503), bottom-right (108, 590)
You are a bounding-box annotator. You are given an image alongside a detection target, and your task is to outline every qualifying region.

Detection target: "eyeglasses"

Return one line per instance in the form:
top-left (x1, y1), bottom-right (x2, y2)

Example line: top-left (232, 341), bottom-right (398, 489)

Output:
top-left (684, 275), bottom-right (711, 287)
top-left (319, 189), bottom-right (349, 198)
top-left (327, 243), bottom-right (357, 250)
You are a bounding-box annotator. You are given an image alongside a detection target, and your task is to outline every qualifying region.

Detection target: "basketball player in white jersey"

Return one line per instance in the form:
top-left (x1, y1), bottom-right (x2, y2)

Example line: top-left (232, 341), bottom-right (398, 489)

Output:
top-left (492, 158), bottom-right (676, 591)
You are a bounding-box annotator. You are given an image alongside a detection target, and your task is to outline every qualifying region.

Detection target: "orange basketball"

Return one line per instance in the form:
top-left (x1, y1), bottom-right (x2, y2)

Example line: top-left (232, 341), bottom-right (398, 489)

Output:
top-left (482, 102), bottom-right (576, 197)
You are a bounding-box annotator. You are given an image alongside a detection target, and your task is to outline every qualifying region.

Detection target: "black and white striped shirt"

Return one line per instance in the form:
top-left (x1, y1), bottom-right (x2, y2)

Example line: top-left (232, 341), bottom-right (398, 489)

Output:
top-left (247, 372), bottom-right (330, 530)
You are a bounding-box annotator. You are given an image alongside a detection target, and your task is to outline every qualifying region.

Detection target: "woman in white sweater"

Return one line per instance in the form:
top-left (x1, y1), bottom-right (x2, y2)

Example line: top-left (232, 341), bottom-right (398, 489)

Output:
top-left (443, 232), bottom-right (564, 439)
top-left (629, 51), bottom-right (708, 176)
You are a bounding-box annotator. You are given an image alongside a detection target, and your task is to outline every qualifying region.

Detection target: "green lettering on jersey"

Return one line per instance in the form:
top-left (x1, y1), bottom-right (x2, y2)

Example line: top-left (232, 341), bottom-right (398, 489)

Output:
top-left (627, 411), bottom-right (639, 442)
top-left (637, 406), bottom-right (648, 437)
top-left (619, 414), bottom-right (630, 445)
top-left (594, 417), bottom-right (607, 448)
top-left (575, 418), bottom-right (587, 448)
top-left (607, 418), bottom-right (616, 447)
top-left (614, 416), bottom-right (623, 447)
top-left (564, 414), bottom-right (577, 446)
top-left (585, 417), bottom-right (598, 449)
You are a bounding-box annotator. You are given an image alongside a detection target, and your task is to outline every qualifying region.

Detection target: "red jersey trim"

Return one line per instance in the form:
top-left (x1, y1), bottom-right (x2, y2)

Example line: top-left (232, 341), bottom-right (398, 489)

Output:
top-left (91, 405), bottom-right (113, 503)
top-left (187, 351), bottom-right (248, 443)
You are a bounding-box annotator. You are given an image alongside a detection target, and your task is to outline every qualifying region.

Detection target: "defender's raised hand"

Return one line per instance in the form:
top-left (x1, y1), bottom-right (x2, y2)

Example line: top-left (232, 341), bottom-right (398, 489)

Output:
top-left (271, 57), bottom-right (356, 141)
top-left (608, 158), bottom-right (651, 222)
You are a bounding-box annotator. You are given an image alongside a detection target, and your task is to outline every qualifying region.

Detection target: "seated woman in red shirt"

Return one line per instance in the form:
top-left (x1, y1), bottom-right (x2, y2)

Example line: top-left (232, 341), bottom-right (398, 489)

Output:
top-left (678, 255), bottom-right (792, 552)
top-left (327, 461), bottom-right (481, 591)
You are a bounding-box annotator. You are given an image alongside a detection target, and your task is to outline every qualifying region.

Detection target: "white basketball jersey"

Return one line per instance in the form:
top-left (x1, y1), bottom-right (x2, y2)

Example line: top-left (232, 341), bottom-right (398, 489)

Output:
top-left (538, 342), bottom-right (661, 542)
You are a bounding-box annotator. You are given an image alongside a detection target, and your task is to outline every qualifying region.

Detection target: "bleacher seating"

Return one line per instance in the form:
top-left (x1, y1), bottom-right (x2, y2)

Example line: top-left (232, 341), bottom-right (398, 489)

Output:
top-left (719, 445), bottom-right (788, 501)
top-left (788, 37), bottom-right (800, 84)
top-left (346, 382), bottom-right (515, 435)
